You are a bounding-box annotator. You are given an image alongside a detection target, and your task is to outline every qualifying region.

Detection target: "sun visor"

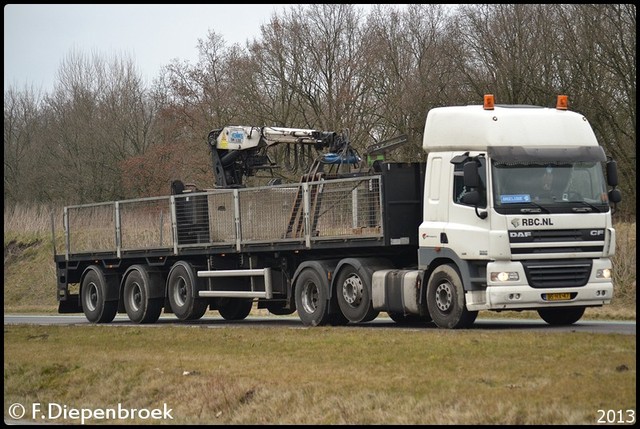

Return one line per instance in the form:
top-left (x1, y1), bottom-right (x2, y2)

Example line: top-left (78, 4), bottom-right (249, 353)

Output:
top-left (488, 146), bottom-right (606, 163)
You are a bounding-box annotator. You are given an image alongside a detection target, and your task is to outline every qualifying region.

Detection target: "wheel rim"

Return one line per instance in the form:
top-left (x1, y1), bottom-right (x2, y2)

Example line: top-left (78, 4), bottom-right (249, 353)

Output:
top-left (342, 274), bottom-right (363, 308)
top-left (85, 282), bottom-right (99, 312)
top-left (129, 282), bottom-right (142, 311)
top-left (173, 276), bottom-right (188, 307)
top-left (301, 280), bottom-right (319, 314)
top-left (435, 282), bottom-right (453, 312)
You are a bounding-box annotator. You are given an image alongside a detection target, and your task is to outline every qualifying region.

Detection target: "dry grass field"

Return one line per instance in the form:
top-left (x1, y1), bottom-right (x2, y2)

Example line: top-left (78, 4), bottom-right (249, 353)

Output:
top-left (3, 324), bottom-right (636, 425)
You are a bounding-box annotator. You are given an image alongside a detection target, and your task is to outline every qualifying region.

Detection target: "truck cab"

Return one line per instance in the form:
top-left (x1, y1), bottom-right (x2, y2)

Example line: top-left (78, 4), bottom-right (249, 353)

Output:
top-left (416, 95), bottom-right (621, 327)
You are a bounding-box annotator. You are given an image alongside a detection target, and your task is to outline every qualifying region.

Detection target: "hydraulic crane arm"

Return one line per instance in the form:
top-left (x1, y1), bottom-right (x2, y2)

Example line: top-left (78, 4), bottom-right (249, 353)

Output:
top-left (206, 126), bottom-right (356, 188)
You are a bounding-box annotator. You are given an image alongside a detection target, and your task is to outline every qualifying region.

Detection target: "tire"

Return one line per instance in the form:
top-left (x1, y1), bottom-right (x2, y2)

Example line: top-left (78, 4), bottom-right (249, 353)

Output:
top-left (335, 264), bottom-right (378, 323)
top-left (327, 309), bottom-right (350, 326)
top-left (538, 307), bottom-right (585, 326)
top-left (81, 268), bottom-right (117, 323)
top-left (123, 266), bottom-right (163, 324)
top-left (388, 312), bottom-right (432, 326)
top-left (426, 264), bottom-right (478, 329)
top-left (294, 268), bottom-right (331, 326)
top-left (217, 298), bottom-right (253, 320)
top-left (167, 261), bottom-right (208, 321)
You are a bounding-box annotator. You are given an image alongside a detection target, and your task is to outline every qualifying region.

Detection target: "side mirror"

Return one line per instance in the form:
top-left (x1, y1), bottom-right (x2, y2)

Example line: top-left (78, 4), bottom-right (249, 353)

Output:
top-left (463, 162), bottom-right (480, 188)
top-left (608, 189), bottom-right (622, 204)
top-left (461, 190), bottom-right (480, 205)
top-left (606, 160), bottom-right (618, 187)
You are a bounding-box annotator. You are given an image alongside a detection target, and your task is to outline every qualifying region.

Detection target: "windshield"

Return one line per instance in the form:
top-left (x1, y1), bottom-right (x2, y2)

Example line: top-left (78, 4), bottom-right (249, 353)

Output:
top-left (492, 161), bottom-right (609, 214)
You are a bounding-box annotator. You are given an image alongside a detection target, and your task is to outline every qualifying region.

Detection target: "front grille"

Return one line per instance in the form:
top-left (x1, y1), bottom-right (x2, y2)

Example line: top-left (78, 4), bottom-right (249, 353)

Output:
top-left (509, 228), bottom-right (605, 256)
top-left (522, 259), bottom-right (592, 288)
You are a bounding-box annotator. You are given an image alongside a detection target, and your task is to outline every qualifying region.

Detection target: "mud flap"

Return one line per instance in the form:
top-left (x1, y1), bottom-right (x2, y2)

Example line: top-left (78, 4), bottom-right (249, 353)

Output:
top-left (58, 293), bottom-right (82, 313)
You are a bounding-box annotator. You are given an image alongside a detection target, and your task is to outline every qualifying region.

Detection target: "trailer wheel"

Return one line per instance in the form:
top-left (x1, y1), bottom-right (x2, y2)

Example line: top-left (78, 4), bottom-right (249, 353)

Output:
top-left (167, 262), bottom-right (208, 321)
top-left (335, 265), bottom-right (378, 323)
top-left (294, 268), bottom-right (331, 326)
top-left (537, 307), bottom-right (585, 325)
top-left (81, 268), bottom-right (117, 323)
top-left (426, 264), bottom-right (477, 329)
top-left (217, 298), bottom-right (253, 320)
top-left (123, 266), bottom-right (163, 324)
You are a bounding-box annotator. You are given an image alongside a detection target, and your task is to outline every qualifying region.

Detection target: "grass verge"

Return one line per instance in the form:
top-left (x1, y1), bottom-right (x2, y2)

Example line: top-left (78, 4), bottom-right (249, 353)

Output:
top-left (3, 324), bottom-right (636, 425)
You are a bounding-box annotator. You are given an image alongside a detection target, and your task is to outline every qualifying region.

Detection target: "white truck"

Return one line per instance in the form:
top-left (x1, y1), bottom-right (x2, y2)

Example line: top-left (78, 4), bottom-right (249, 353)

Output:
top-left (53, 95), bottom-right (622, 328)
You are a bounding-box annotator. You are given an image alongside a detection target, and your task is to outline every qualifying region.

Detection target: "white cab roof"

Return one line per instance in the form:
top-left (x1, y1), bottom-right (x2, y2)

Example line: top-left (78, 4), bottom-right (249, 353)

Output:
top-left (422, 104), bottom-right (599, 151)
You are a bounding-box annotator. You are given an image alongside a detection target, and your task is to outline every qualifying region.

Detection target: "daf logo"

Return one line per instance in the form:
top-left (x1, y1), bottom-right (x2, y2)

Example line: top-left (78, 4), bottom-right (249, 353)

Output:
top-left (511, 219), bottom-right (520, 228)
top-left (509, 231), bottom-right (532, 238)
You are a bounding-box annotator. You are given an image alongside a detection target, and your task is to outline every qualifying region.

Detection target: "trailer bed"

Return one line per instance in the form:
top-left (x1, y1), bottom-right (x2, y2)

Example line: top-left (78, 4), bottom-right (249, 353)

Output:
top-left (53, 163), bottom-right (425, 264)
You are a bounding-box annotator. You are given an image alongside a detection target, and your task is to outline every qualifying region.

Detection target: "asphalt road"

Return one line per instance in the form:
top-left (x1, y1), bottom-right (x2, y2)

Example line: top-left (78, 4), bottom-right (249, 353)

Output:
top-left (3, 314), bottom-right (636, 335)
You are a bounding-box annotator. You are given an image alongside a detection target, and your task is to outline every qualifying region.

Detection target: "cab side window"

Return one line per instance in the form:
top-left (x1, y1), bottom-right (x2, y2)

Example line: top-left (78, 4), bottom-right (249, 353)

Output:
top-left (453, 160), bottom-right (487, 208)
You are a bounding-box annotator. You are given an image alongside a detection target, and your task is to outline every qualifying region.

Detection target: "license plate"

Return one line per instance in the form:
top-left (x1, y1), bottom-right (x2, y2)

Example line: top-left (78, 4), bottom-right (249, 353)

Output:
top-left (545, 293), bottom-right (571, 301)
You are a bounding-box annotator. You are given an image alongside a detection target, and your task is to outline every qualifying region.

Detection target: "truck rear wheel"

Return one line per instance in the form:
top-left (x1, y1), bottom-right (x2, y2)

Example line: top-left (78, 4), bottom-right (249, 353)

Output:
top-left (81, 267), bottom-right (117, 323)
top-left (426, 264), bottom-right (477, 329)
top-left (123, 266), bottom-right (163, 324)
top-left (217, 298), bottom-right (253, 320)
top-left (335, 265), bottom-right (378, 323)
top-left (537, 307), bottom-right (585, 325)
top-left (167, 261), bottom-right (208, 321)
top-left (295, 268), bottom-right (331, 326)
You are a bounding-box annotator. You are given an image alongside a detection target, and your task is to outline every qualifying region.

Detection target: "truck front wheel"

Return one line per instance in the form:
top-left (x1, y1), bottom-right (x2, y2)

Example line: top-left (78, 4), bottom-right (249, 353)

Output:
top-left (538, 307), bottom-right (585, 325)
top-left (81, 267), bottom-right (117, 323)
top-left (167, 262), bottom-right (208, 321)
top-left (426, 264), bottom-right (477, 329)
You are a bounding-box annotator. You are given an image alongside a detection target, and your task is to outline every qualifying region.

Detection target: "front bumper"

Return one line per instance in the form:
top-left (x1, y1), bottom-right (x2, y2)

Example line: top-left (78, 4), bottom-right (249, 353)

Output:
top-left (465, 259), bottom-right (614, 311)
top-left (465, 283), bottom-right (613, 311)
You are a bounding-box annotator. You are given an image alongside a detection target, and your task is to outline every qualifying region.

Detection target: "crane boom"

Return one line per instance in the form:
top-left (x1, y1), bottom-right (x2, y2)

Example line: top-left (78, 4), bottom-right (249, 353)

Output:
top-left (206, 126), bottom-right (357, 188)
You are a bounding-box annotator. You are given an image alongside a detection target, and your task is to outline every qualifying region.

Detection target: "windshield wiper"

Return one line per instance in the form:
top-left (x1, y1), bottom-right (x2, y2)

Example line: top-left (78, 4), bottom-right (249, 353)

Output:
top-left (570, 201), bottom-right (603, 213)
top-left (519, 201), bottom-right (551, 214)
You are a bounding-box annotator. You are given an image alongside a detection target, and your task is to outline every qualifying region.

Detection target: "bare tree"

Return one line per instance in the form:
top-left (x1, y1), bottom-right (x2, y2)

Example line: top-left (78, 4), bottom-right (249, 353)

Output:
top-left (451, 4), bottom-right (562, 104)
top-left (3, 85), bottom-right (46, 204)
top-left (362, 4), bottom-right (453, 159)
top-left (551, 4), bottom-right (636, 218)
top-left (253, 4), bottom-right (374, 148)
top-left (44, 49), bottom-right (157, 203)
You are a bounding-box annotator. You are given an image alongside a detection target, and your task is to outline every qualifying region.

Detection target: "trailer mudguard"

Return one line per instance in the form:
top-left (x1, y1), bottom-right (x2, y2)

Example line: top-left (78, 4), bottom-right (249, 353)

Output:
top-left (81, 265), bottom-right (119, 302)
top-left (121, 265), bottom-right (165, 300)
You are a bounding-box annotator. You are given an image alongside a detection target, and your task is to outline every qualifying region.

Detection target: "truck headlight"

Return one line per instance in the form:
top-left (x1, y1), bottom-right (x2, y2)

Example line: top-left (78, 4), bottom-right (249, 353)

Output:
top-left (596, 268), bottom-right (612, 279)
top-left (490, 271), bottom-right (519, 282)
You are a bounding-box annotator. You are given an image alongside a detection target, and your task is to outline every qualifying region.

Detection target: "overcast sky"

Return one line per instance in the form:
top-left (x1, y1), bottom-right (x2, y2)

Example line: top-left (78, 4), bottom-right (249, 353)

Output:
top-left (4, 4), bottom-right (297, 93)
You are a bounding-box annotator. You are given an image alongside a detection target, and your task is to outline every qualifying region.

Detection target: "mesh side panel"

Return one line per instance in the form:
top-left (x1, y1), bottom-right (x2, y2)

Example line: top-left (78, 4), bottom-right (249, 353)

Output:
top-left (312, 179), bottom-right (382, 239)
top-left (207, 191), bottom-right (236, 244)
top-left (67, 204), bottom-right (115, 253)
top-left (119, 197), bottom-right (173, 250)
top-left (239, 186), bottom-right (300, 242)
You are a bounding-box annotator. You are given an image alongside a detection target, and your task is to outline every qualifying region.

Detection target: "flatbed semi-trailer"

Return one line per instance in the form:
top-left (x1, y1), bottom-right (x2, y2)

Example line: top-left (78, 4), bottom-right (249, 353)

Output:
top-left (54, 162), bottom-right (426, 326)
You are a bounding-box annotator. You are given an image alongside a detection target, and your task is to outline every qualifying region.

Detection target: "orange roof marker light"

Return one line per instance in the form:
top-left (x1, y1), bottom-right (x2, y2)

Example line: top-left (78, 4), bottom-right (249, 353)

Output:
top-left (556, 94), bottom-right (568, 110)
top-left (483, 94), bottom-right (495, 110)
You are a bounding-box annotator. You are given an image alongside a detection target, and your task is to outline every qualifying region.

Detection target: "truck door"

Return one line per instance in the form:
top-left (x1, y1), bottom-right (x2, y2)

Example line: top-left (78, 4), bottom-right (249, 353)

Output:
top-left (447, 154), bottom-right (490, 259)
